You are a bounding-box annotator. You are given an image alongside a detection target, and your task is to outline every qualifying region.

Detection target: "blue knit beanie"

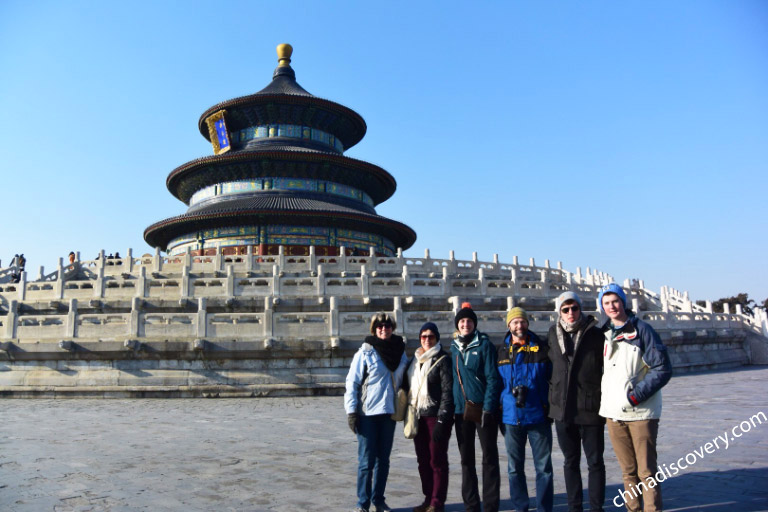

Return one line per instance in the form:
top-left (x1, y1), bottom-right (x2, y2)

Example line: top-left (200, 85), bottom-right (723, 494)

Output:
top-left (597, 283), bottom-right (627, 312)
top-left (419, 322), bottom-right (440, 342)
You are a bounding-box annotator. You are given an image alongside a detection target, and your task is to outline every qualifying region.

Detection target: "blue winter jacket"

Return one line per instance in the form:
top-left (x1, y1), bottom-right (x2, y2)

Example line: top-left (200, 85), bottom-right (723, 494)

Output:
top-left (451, 330), bottom-right (501, 414)
top-left (344, 337), bottom-right (408, 416)
top-left (497, 330), bottom-right (552, 426)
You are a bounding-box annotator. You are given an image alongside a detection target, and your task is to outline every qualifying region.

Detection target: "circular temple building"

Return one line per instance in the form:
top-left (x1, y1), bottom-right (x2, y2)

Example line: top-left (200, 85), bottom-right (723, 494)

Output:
top-left (144, 44), bottom-right (416, 258)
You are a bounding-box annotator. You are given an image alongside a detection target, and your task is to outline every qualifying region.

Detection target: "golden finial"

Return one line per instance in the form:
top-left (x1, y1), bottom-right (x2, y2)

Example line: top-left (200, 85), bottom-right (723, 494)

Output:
top-left (277, 44), bottom-right (293, 67)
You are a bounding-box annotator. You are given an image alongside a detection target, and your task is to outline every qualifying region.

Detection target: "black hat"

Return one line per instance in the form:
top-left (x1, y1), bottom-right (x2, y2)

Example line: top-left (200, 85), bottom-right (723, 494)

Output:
top-left (419, 322), bottom-right (440, 342)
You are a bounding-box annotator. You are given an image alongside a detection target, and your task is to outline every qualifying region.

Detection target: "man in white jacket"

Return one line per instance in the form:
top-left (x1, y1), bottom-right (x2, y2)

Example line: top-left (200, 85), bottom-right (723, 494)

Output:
top-left (598, 284), bottom-right (672, 512)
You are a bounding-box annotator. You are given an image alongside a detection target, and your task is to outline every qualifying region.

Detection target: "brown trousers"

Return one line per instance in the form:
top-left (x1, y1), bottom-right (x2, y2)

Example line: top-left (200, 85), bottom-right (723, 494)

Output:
top-left (606, 419), bottom-right (662, 512)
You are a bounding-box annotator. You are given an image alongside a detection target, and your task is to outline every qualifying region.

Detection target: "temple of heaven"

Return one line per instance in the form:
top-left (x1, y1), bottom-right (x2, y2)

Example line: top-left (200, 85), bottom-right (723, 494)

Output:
top-left (144, 44), bottom-right (416, 257)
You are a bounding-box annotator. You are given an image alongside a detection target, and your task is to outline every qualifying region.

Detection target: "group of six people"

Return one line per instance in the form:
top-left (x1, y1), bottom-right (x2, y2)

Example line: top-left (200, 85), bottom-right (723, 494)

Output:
top-left (345, 283), bottom-right (673, 512)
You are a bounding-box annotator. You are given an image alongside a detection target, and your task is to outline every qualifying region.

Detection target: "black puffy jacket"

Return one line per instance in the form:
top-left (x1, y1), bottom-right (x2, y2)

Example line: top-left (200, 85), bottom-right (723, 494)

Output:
top-left (547, 316), bottom-right (605, 425)
top-left (403, 347), bottom-right (454, 422)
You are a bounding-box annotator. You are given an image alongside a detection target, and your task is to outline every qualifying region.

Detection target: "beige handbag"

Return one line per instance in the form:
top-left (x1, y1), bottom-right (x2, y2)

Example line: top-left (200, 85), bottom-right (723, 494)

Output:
top-left (391, 373), bottom-right (407, 421)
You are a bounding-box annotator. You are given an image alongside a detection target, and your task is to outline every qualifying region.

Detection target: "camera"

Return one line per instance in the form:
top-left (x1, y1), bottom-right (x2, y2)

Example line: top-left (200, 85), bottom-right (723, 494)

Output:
top-left (511, 385), bottom-right (528, 408)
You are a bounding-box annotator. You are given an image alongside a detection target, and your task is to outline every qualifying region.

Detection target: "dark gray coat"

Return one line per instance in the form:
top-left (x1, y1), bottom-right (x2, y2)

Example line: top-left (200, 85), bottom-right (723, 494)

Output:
top-left (547, 316), bottom-right (605, 425)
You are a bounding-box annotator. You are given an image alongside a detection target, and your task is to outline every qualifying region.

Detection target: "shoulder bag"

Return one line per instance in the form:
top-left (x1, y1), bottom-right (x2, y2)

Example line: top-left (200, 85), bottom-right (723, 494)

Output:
top-left (456, 354), bottom-right (483, 423)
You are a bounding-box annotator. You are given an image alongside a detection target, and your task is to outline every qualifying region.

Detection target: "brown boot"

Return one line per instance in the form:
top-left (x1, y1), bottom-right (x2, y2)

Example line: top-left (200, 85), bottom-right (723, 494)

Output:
top-left (412, 504), bottom-right (430, 512)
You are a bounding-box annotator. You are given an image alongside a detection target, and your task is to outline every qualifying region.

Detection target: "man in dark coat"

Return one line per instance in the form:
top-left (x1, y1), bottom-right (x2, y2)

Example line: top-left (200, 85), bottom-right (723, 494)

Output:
top-left (548, 292), bottom-right (606, 512)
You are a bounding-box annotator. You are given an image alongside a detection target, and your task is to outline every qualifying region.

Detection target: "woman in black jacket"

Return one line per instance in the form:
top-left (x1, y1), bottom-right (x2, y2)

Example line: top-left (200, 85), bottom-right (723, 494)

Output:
top-left (548, 292), bottom-right (606, 512)
top-left (405, 322), bottom-right (454, 512)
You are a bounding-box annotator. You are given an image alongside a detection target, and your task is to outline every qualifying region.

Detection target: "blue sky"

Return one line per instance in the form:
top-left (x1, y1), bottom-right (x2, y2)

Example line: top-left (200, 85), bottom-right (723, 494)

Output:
top-left (1, 1), bottom-right (766, 303)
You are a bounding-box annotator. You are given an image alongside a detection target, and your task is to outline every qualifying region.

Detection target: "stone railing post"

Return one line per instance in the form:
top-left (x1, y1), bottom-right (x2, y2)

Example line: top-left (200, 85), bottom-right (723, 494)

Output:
top-left (95, 264), bottom-right (105, 298)
top-left (367, 246), bottom-right (377, 272)
top-left (130, 296), bottom-right (142, 337)
top-left (197, 297), bottom-right (207, 338)
top-left (510, 267), bottom-right (518, 296)
top-left (66, 299), bottom-right (78, 338)
top-left (226, 265), bottom-right (235, 296)
top-left (395, 247), bottom-right (404, 269)
top-left (55, 258), bottom-right (64, 299)
top-left (401, 264), bottom-right (410, 295)
top-left (317, 264), bottom-right (325, 296)
top-left (18, 271), bottom-right (27, 301)
top-left (479, 267), bottom-right (487, 295)
top-left (245, 245), bottom-right (254, 272)
top-left (309, 246), bottom-right (317, 273)
top-left (361, 264), bottom-right (369, 297)
top-left (214, 247), bottom-right (223, 272)
top-left (152, 247), bottom-right (163, 272)
top-left (137, 266), bottom-right (147, 298)
top-left (264, 297), bottom-right (274, 339)
top-left (272, 265), bottom-right (281, 296)
top-left (449, 296), bottom-right (462, 315)
top-left (393, 297), bottom-right (403, 338)
top-left (5, 300), bottom-right (18, 339)
top-left (181, 265), bottom-right (190, 297)
top-left (126, 248), bottom-right (134, 273)
top-left (339, 246), bottom-right (347, 272)
top-left (329, 296), bottom-right (339, 337)
top-left (277, 245), bottom-right (286, 269)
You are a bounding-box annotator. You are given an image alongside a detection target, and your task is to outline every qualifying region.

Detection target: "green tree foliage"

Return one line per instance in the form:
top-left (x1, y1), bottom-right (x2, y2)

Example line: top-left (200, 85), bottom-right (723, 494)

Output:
top-left (712, 293), bottom-right (755, 316)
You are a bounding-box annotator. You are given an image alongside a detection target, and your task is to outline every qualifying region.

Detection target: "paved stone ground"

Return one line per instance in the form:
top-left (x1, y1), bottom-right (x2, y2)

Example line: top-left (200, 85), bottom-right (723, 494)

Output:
top-left (1, 367), bottom-right (767, 512)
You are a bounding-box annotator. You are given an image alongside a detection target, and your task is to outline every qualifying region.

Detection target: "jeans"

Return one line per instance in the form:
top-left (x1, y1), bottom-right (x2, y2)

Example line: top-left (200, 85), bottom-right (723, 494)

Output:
top-left (356, 414), bottom-right (396, 509)
top-left (502, 421), bottom-right (554, 512)
top-left (413, 415), bottom-right (452, 508)
top-left (606, 419), bottom-right (661, 512)
top-left (455, 414), bottom-right (500, 512)
top-left (555, 421), bottom-right (606, 512)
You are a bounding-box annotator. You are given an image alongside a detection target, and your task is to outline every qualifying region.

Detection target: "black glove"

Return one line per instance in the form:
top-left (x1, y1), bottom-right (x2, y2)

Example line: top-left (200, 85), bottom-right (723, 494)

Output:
top-left (348, 413), bottom-right (359, 434)
top-left (432, 419), bottom-right (448, 443)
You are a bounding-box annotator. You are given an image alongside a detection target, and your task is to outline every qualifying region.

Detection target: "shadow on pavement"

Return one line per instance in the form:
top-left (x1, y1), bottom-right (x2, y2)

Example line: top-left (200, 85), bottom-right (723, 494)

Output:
top-left (398, 467), bottom-right (768, 512)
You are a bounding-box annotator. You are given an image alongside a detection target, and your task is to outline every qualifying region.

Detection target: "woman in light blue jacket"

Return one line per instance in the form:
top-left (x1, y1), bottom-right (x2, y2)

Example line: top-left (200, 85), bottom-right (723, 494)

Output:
top-left (345, 312), bottom-right (408, 512)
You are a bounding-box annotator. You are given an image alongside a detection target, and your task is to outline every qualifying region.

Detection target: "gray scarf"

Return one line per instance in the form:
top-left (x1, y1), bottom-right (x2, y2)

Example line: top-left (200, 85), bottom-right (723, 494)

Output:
top-left (555, 314), bottom-right (596, 361)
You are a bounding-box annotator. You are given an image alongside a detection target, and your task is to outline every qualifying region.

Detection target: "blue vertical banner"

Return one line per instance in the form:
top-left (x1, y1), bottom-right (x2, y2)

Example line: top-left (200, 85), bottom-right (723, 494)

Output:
top-left (215, 118), bottom-right (230, 152)
top-left (204, 110), bottom-right (231, 155)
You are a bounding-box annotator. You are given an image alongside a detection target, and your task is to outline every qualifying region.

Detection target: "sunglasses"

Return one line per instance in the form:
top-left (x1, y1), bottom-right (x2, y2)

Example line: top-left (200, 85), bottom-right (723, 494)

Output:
top-left (376, 323), bottom-right (393, 329)
top-left (560, 306), bottom-right (580, 314)
top-left (420, 334), bottom-right (436, 340)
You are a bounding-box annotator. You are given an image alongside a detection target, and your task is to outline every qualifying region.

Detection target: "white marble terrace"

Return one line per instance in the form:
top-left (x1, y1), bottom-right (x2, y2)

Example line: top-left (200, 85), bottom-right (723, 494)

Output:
top-left (1, 246), bottom-right (765, 345)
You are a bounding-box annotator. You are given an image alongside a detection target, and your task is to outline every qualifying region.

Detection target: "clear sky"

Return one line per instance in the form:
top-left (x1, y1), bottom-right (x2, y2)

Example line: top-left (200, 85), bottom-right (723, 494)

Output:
top-left (1, 1), bottom-right (766, 304)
